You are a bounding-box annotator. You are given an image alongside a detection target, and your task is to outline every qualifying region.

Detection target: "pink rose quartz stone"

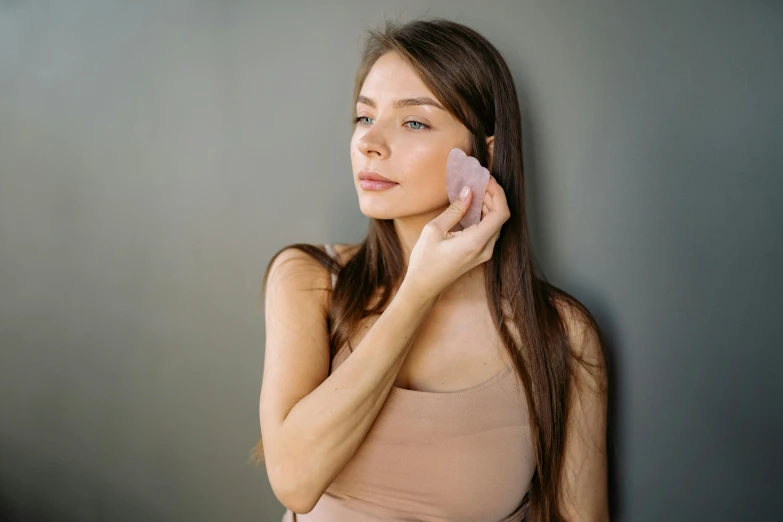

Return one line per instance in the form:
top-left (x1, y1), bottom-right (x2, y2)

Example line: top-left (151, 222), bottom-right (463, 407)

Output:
top-left (446, 147), bottom-right (490, 231)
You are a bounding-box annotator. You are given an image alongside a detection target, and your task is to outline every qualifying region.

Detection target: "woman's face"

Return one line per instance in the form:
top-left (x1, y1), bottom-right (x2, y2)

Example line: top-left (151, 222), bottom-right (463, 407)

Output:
top-left (350, 52), bottom-right (473, 220)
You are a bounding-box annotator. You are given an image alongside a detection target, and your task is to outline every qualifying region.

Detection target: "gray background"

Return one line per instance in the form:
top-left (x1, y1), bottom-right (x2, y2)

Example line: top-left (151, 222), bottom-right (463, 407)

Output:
top-left (1, 1), bottom-right (781, 521)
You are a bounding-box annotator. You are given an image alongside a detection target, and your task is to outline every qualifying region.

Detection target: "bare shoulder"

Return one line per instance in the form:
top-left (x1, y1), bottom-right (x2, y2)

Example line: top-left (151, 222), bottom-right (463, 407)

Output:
top-left (267, 246), bottom-right (331, 288)
top-left (264, 246), bottom-right (334, 312)
top-left (556, 298), bottom-right (603, 361)
top-left (553, 296), bottom-right (607, 384)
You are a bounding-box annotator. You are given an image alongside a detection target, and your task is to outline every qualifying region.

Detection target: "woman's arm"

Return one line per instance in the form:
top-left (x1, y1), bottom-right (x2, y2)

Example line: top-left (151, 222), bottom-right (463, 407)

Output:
top-left (259, 248), bottom-right (436, 513)
top-left (558, 309), bottom-right (611, 522)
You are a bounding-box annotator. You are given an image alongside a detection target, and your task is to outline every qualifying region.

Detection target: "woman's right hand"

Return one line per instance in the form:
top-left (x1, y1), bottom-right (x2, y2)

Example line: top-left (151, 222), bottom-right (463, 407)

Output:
top-left (403, 175), bottom-right (511, 301)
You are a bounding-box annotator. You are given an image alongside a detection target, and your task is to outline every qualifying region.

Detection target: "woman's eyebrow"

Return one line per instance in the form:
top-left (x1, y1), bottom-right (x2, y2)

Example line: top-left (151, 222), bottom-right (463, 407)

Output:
top-left (355, 95), bottom-right (445, 111)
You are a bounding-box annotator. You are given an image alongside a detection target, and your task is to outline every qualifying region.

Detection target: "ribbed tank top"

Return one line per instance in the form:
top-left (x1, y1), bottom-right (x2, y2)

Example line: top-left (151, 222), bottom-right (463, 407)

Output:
top-left (281, 244), bottom-right (536, 521)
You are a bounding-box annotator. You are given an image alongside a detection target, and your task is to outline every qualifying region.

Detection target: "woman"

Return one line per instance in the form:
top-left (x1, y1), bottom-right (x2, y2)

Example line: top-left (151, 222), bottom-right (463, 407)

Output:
top-left (252, 17), bottom-right (610, 522)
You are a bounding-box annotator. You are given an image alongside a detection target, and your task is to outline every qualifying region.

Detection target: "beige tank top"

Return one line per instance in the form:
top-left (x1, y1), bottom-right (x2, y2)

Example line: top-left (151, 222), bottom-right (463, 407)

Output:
top-left (281, 244), bottom-right (536, 521)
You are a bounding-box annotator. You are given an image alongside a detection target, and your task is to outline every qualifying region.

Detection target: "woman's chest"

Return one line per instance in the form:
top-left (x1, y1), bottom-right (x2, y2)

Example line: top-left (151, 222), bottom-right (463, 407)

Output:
top-left (345, 296), bottom-right (515, 393)
top-left (330, 425), bottom-right (535, 521)
top-left (325, 371), bottom-right (535, 521)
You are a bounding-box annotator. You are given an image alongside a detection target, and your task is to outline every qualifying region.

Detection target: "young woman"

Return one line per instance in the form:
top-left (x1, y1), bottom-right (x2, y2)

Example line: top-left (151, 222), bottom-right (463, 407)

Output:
top-left (252, 17), bottom-right (610, 522)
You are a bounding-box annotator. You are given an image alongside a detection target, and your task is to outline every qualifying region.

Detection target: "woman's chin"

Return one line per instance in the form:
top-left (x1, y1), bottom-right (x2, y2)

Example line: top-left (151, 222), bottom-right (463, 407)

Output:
top-left (358, 202), bottom-right (403, 220)
top-left (360, 209), bottom-right (399, 220)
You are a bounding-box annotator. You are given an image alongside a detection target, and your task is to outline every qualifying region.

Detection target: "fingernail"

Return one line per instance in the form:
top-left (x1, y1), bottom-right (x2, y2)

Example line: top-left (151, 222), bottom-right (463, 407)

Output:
top-left (459, 185), bottom-right (470, 201)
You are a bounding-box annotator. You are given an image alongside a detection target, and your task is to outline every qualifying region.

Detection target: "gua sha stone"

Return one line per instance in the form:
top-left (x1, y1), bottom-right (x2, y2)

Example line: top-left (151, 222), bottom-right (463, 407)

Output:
top-left (446, 147), bottom-right (490, 230)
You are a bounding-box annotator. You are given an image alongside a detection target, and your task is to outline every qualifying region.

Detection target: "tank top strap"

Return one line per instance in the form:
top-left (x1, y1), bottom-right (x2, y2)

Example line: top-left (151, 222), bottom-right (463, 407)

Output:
top-left (323, 244), bottom-right (338, 289)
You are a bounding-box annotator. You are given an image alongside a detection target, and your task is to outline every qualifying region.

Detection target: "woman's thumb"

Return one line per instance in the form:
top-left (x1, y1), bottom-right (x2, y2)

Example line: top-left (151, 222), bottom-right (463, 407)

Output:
top-left (428, 185), bottom-right (471, 235)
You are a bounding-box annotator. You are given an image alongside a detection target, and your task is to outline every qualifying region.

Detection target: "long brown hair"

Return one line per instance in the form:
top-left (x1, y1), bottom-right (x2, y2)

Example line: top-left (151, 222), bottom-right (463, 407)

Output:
top-left (250, 16), bottom-right (607, 522)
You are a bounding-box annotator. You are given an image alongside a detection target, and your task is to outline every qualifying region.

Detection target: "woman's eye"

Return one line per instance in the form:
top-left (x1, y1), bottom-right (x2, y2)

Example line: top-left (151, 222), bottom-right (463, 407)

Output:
top-left (405, 120), bottom-right (429, 130)
top-left (352, 116), bottom-right (429, 131)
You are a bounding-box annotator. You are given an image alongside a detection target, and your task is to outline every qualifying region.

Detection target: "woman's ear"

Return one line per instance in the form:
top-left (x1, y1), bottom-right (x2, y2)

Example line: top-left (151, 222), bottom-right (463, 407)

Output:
top-left (486, 136), bottom-right (495, 171)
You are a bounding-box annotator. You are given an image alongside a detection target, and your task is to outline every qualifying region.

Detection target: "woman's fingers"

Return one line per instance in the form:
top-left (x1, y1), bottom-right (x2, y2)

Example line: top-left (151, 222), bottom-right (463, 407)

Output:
top-left (481, 177), bottom-right (497, 218)
top-left (482, 176), bottom-right (502, 212)
top-left (473, 176), bottom-right (510, 244)
top-left (484, 175), bottom-right (501, 197)
top-left (450, 176), bottom-right (507, 246)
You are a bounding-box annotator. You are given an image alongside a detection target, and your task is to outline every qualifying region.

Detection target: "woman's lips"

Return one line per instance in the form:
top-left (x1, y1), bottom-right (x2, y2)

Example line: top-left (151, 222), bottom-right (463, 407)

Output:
top-left (359, 179), bottom-right (398, 191)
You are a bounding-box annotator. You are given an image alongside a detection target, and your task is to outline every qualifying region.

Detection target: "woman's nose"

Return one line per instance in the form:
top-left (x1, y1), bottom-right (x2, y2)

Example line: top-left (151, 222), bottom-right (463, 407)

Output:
top-left (356, 126), bottom-right (390, 157)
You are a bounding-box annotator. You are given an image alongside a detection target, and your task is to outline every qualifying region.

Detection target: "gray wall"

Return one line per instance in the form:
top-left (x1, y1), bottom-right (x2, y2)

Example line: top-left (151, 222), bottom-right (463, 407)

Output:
top-left (1, 1), bottom-right (781, 521)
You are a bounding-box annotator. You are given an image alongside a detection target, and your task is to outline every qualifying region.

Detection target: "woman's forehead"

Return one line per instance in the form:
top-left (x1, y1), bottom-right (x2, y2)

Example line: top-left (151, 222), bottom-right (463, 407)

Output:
top-left (360, 54), bottom-right (433, 100)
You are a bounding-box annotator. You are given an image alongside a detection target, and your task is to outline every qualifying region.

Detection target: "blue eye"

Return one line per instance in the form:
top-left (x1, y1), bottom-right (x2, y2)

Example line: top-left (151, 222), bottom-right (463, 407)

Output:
top-left (352, 116), bottom-right (430, 131)
top-left (405, 120), bottom-right (428, 130)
